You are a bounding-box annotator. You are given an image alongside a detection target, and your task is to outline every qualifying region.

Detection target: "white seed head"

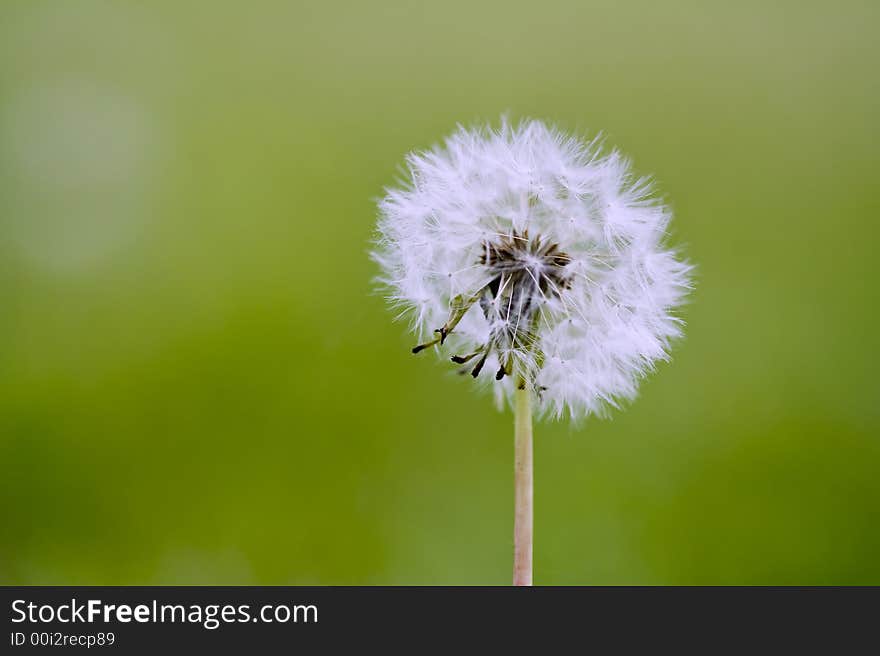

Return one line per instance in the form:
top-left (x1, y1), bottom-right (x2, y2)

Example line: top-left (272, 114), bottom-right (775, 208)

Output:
top-left (373, 118), bottom-right (693, 420)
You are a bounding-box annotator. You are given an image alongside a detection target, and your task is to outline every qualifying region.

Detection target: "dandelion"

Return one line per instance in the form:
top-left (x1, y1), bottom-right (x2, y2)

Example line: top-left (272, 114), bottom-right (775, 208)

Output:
top-left (373, 118), bottom-right (692, 585)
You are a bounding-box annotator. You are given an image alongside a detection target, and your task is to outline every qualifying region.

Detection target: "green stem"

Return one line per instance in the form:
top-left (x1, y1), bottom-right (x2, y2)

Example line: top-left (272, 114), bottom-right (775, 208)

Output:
top-left (513, 384), bottom-right (533, 586)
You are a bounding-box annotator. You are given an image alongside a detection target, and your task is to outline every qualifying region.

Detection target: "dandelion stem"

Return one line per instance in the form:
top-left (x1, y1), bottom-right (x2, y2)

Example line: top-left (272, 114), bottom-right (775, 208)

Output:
top-left (513, 383), bottom-right (533, 586)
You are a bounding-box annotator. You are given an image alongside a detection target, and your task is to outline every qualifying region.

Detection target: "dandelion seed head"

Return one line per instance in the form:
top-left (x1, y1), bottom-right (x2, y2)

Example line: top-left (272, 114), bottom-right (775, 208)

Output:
top-left (373, 118), bottom-right (693, 420)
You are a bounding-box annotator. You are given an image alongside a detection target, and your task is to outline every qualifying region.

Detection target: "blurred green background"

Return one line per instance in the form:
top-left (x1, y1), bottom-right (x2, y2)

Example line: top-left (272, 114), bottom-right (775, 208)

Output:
top-left (0, 0), bottom-right (877, 585)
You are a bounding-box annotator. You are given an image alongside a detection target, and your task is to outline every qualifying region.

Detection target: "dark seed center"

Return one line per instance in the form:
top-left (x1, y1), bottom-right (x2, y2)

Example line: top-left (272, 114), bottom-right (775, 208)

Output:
top-left (412, 230), bottom-right (571, 386)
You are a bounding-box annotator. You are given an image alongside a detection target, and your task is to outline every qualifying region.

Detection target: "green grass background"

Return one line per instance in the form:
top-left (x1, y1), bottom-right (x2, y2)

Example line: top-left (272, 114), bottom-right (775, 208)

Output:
top-left (0, 0), bottom-right (877, 584)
